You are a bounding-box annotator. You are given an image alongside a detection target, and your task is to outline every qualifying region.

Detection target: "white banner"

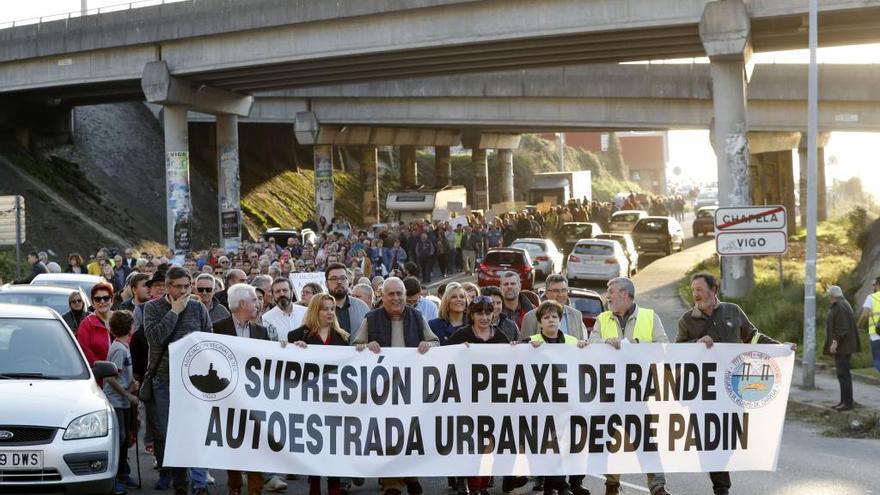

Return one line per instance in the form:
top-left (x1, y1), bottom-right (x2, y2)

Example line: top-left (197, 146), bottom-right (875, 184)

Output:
top-left (166, 333), bottom-right (794, 477)
top-left (288, 272), bottom-right (326, 301)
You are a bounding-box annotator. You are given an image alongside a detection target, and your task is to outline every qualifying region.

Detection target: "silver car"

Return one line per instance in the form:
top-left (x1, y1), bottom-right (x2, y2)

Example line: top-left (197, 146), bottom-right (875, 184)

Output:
top-left (0, 303), bottom-right (119, 494)
top-left (510, 238), bottom-right (564, 277)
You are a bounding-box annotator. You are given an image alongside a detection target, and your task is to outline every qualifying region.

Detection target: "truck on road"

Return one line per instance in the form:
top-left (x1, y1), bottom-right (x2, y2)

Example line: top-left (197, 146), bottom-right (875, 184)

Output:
top-left (527, 171), bottom-right (592, 205)
top-left (385, 186), bottom-right (468, 222)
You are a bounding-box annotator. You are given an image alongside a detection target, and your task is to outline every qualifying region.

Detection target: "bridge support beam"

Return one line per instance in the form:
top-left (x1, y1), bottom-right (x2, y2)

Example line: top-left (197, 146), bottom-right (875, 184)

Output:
top-left (314, 145), bottom-right (335, 225)
top-left (434, 146), bottom-right (451, 187)
top-left (362, 146), bottom-right (380, 225)
top-left (498, 149), bottom-right (515, 204)
top-left (143, 61), bottom-right (253, 117)
top-left (216, 114), bottom-right (242, 252)
top-left (400, 145), bottom-right (417, 188)
top-left (701, 0), bottom-right (753, 298)
top-left (750, 150), bottom-right (797, 236)
top-left (471, 149), bottom-right (489, 211)
top-left (162, 105), bottom-right (194, 256)
top-left (799, 146), bottom-right (827, 224)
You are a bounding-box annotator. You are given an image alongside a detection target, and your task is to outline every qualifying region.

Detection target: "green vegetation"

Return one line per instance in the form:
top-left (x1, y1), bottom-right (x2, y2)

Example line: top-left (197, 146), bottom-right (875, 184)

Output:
top-left (0, 248), bottom-right (24, 284)
top-left (787, 403), bottom-right (880, 439)
top-left (678, 208), bottom-right (872, 370)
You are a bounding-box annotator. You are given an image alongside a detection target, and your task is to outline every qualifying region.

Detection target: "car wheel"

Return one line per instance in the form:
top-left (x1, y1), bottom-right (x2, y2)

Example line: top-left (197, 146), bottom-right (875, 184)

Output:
top-left (666, 242), bottom-right (673, 256)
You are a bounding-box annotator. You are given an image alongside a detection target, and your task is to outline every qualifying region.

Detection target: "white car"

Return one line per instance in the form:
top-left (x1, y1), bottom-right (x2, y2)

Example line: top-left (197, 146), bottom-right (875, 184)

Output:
top-left (595, 233), bottom-right (639, 276)
top-left (608, 210), bottom-right (648, 233)
top-left (0, 303), bottom-right (119, 494)
top-left (510, 238), bottom-right (564, 278)
top-left (566, 239), bottom-right (629, 285)
top-left (0, 285), bottom-right (89, 316)
top-left (31, 273), bottom-right (105, 307)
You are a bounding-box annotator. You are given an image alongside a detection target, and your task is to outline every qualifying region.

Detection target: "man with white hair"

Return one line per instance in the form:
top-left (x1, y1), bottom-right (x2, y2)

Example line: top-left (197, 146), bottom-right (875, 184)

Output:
top-left (825, 285), bottom-right (859, 411)
top-left (590, 276), bottom-right (671, 495)
top-left (194, 273), bottom-right (230, 323)
top-left (351, 283), bottom-right (374, 309)
top-left (212, 284), bottom-right (268, 495)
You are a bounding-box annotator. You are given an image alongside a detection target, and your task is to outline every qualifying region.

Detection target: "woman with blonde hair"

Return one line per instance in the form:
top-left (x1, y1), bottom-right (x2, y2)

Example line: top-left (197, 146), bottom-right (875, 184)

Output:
top-left (283, 292), bottom-right (349, 495)
top-left (428, 282), bottom-right (469, 344)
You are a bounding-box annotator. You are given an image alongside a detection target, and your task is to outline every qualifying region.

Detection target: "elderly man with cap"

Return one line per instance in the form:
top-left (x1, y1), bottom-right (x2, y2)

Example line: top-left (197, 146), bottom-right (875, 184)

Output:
top-left (856, 275), bottom-right (880, 374)
top-left (589, 276), bottom-right (671, 495)
top-left (826, 285), bottom-right (860, 411)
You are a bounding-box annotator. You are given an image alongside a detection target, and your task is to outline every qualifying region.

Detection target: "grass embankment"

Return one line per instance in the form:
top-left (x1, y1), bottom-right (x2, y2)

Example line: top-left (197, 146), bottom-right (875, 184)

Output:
top-left (678, 209), bottom-right (874, 371)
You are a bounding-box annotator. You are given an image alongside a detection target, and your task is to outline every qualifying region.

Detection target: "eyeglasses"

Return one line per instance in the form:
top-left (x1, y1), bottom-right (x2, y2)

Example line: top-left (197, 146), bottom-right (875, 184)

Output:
top-left (196, 287), bottom-right (214, 293)
top-left (327, 276), bottom-right (347, 283)
top-left (70, 299), bottom-right (83, 304)
top-left (470, 296), bottom-right (493, 305)
top-left (170, 283), bottom-right (191, 291)
top-left (93, 296), bottom-right (112, 303)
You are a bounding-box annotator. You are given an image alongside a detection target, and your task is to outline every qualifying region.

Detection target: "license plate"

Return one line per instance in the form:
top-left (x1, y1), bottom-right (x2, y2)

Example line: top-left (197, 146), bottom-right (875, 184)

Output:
top-left (0, 451), bottom-right (43, 469)
top-left (642, 238), bottom-right (657, 244)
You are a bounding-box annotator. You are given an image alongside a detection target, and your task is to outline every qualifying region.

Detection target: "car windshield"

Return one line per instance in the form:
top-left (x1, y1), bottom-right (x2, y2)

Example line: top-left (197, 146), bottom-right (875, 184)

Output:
top-left (634, 220), bottom-right (667, 233)
top-left (0, 292), bottom-right (72, 315)
top-left (573, 243), bottom-right (613, 255)
top-left (562, 224), bottom-right (593, 237)
top-left (570, 297), bottom-right (603, 314)
top-left (612, 212), bottom-right (640, 222)
top-left (0, 318), bottom-right (89, 379)
top-left (511, 242), bottom-right (545, 256)
top-left (484, 251), bottom-right (527, 266)
top-left (697, 209), bottom-right (715, 218)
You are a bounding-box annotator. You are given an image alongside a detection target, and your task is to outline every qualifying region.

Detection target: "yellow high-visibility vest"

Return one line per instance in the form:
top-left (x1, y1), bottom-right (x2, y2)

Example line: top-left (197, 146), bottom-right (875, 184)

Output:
top-left (869, 293), bottom-right (880, 336)
top-left (598, 307), bottom-right (655, 343)
top-left (530, 333), bottom-right (579, 345)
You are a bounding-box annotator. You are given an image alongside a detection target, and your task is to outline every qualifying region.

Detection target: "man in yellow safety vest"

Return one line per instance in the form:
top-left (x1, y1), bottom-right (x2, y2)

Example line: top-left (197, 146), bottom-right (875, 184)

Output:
top-left (589, 277), bottom-right (672, 495)
top-left (856, 276), bottom-right (880, 373)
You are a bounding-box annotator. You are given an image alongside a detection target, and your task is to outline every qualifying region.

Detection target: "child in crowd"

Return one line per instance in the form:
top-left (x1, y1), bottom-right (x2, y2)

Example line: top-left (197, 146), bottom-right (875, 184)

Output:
top-left (104, 310), bottom-right (139, 495)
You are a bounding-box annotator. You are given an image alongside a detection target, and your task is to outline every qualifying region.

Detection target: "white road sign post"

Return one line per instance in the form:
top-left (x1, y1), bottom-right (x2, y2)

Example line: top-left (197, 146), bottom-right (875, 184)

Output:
top-left (714, 205), bottom-right (788, 256)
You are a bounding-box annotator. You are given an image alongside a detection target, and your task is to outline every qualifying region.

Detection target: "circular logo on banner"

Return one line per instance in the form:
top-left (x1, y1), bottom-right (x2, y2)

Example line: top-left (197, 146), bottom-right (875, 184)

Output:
top-left (724, 351), bottom-right (782, 409)
top-left (181, 340), bottom-right (238, 401)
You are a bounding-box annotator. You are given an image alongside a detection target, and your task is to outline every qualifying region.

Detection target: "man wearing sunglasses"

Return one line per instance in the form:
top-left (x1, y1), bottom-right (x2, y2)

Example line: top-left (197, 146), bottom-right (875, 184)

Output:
top-left (195, 273), bottom-right (230, 323)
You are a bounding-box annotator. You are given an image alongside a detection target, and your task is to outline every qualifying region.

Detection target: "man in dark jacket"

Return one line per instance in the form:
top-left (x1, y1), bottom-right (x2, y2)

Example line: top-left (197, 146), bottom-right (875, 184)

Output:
top-left (13, 252), bottom-right (48, 284)
top-left (499, 271), bottom-right (535, 330)
top-left (213, 283), bottom-right (267, 495)
top-left (414, 233), bottom-right (435, 283)
top-left (824, 285), bottom-right (860, 411)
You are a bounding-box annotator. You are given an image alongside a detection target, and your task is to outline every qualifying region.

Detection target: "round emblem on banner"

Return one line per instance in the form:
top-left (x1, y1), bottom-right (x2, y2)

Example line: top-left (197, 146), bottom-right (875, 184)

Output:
top-left (724, 351), bottom-right (781, 409)
top-left (181, 340), bottom-right (238, 401)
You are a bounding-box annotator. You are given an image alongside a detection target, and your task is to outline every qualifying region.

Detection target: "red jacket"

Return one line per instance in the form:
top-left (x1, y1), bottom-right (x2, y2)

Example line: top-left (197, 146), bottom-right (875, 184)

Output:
top-left (77, 314), bottom-right (112, 384)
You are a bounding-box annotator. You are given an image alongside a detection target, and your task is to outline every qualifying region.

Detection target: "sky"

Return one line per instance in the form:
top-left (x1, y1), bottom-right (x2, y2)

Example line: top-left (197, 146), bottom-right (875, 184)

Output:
top-left (2, 1), bottom-right (878, 197)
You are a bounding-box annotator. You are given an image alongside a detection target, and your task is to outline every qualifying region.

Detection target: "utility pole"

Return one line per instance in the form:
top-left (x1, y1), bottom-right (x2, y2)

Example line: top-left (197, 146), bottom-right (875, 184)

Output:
top-left (802, 0), bottom-right (818, 389)
top-left (81, 0), bottom-right (88, 15)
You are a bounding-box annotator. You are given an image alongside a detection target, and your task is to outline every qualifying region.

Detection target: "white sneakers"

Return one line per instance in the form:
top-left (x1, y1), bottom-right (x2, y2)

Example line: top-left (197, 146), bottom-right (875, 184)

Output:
top-left (264, 475), bottom-right (288, 492)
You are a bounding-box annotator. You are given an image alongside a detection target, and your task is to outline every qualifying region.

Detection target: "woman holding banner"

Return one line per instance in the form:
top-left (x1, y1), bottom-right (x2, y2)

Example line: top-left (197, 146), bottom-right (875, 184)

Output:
top-left (283, 293), bottom-right (350, 494)
top-left (445, 296), bottom-right (528, 495)
top-left (429, 282), bottom-right (469, 345)
top-left (527, 300), bottom-right (590, 495)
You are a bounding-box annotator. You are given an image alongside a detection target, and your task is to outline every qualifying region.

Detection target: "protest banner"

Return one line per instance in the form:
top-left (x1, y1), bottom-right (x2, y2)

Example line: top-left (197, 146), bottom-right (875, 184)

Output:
top-left (288, 272), bottom-right (326, 300)
top-left (166, 333), bottom-right (793, 477)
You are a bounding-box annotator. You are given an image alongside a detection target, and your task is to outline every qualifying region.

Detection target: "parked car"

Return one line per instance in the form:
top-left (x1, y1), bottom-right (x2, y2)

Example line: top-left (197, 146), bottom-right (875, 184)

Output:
top-left (595, 233), bottom-right (639, 276)
top-left (608, 210), bottom-right (648, 234)
top-left (31, 274), bottom-right (103, 307)
top-left (567, 288), bottom-right (606, 338)
top-left (692, 206), bottom-right (718, 236)
top-left (0, 286), bottom-right (89, 316)
top-left (631, 216), bottom-right (685, 256)
top-left (476, 247), bottom-right (535, 290)
top-left (566, 239), bottom-right (629, 285)
top-left (558, 222), bottom-right (603, 254)
top-left (509, 238), bottom-right (564, 278)
top-left (0, 303), bottom-right (119, 494)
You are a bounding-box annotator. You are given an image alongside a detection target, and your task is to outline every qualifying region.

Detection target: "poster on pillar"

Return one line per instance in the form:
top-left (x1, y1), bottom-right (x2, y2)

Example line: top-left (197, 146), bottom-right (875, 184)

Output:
top-left (314, 146), bottom-right (334, 226)
top-left (218, 145), bottom-right (242, 252)
top-left (166, 151), bottom-right (193, 254)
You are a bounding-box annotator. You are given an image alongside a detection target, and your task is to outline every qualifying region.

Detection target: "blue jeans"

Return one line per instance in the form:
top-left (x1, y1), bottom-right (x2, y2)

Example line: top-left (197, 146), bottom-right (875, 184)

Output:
top-left (153, 379), bottom-right (188, 490)
top-left (189, 467), bottom-right (207, 490)
top-left (871, 339), bottom-right (880, 373)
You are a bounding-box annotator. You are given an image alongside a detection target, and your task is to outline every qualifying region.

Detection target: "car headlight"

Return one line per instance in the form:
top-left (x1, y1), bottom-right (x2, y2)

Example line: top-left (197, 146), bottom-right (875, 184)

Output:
top-left (63, 410), bottom-right (109, 440)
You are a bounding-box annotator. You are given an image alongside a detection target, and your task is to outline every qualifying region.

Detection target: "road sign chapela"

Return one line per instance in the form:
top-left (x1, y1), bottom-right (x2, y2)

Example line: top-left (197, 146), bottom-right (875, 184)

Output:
top-left (165, 333), bottom-right (794, 477)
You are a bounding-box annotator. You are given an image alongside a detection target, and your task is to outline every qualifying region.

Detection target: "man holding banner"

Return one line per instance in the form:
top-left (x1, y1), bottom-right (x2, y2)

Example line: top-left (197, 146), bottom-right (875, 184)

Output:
top-left (590, 277), bottom-right (673, 495)
top-left (678, 272), bottom-right (788, 495)
top-left (352, 277), bottom-right (440, 495)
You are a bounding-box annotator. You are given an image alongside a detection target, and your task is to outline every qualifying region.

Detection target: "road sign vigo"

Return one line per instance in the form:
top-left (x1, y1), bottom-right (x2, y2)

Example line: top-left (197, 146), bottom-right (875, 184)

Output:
top-left (716, 231), bottom-right (788, 256)
top-left (714, 205), bottom-right (788, 256)
top-left (714, 205), bottom-right (786, 232)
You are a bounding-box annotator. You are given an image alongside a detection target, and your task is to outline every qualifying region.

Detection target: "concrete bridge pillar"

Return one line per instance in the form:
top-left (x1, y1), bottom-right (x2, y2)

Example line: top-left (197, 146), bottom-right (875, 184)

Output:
top-left (701, 0), bottom-right (753, 298)
top-left (434, 146), bottom-right (451, 187)
top-left (314, 145), bottom-right (335, 225)
top-left (362, 146), bottom-right (380, 225)
top-left (162, 105), bottom-right (194, 256)
top-left (750, 151), bottom-right (797, 236)
top-left (498, 149), bottom-right (515, 204)
top-left (799, 146), bottom-right (827, 223)
top-left (471, 149), bottom-right (489, 211)
top-left (216, 114), bottom-right (242, 252)
top-left (400, 145), bottom-right (417, 188)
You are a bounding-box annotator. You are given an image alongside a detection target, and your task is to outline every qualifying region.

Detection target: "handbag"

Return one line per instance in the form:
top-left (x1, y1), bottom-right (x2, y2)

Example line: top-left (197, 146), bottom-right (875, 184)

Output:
top-left (138, 306), bottom-right (187, 402)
